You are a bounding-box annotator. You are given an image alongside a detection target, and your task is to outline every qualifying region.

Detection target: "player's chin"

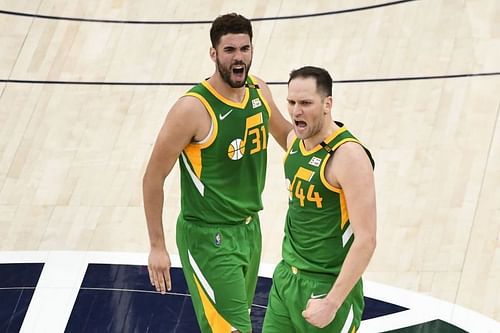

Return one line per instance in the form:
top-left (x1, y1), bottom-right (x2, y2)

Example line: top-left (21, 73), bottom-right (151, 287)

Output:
top-left (230, 70), bottom-right (247, 85)
top-left (229, 79), bottom-right (246, 88)
top-left (293, 126), bottom-right (308, 139)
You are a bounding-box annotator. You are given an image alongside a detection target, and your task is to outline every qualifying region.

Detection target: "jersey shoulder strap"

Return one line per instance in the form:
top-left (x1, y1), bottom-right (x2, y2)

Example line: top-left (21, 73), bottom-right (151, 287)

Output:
top-left (320, 121), bottom-right (375, 169)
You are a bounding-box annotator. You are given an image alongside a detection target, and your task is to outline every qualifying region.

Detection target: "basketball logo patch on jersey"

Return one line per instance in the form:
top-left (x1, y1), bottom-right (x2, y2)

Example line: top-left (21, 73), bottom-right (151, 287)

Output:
top-left (227, 138), bottom-right (245, 160)
top-left (251, 98), bottom-right (262, 109)
top-left (215, 232), bottom-right (222, 246)
top-left (309, 156), bottom-right (322, 167)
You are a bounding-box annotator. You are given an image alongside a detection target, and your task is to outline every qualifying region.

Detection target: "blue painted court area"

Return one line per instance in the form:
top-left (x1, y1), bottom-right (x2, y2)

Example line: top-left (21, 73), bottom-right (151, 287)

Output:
top-left (0, 263), bottom-right (44, 333)
top-left (0, 252), bottom-right (498, 332)
top-left (65, 264), bottom-right (407, 332)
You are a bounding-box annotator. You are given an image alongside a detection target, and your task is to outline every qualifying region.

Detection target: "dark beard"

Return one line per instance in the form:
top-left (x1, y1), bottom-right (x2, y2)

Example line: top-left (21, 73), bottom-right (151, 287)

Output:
top-left (216, 59), bottom-right (252, 88)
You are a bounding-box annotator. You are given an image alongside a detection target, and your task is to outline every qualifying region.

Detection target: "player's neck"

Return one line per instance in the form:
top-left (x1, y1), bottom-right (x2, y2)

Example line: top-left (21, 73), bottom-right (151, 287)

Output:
top-left (303, 121), bottom-right (339, 150)
top-left (207, 74), bottom-right (246, 104)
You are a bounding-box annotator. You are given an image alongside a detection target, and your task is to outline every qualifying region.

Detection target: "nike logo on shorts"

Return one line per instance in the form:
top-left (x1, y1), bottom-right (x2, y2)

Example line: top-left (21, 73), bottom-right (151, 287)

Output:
top-left (219, 109), bottom-right (233, 120)
top-left (310, 293), bottom-right (327, 299)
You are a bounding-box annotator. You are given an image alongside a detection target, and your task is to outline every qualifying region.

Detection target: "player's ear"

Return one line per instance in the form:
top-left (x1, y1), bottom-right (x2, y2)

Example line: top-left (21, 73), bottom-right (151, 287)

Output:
top-left (209, 47), bottom-right (216, 62)
top-left (324, 96), bottom-right (333, 114)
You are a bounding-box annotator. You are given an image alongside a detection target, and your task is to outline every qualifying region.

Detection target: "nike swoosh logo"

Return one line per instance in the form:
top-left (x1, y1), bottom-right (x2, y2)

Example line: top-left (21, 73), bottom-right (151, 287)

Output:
top-left (310, 293), bottom-right (327, 299)
top-left (219, 109), bottom-right (233, 120)
top-left (289, 149), bottom-right (298, 155)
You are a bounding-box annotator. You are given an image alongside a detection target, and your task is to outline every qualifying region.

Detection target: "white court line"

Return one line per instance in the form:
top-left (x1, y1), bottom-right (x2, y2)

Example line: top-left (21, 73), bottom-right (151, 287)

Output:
top-left (19, 251), bottom-right (88, 333)
top-left (361, 280), bottom-right (500, 333)
top-left (0, 251), bottom-right (497, 333)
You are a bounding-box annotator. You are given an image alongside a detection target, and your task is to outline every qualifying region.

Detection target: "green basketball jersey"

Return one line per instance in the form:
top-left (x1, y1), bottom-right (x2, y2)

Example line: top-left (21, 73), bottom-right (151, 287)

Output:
top-left (282, 122), bottom-right (374, 274)
top-left (179, 75), bottom-right (271, 224)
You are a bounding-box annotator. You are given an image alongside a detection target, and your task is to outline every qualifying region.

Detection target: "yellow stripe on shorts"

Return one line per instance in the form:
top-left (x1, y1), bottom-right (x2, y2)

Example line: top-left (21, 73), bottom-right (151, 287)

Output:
top-left (193, 273), bottom-right (232, 332)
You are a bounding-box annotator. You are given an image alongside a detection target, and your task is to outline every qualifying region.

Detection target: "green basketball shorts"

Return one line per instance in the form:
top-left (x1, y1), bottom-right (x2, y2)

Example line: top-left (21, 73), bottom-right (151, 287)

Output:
top-left (176, 214), bottom-right (262, 333)
top-left (263, 260), bottom-right (364, 333)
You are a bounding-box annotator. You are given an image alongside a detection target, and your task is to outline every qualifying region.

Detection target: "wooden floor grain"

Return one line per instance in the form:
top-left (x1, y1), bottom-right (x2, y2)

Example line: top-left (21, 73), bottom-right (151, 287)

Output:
top-left (1, 0), bottom-right (499, 322)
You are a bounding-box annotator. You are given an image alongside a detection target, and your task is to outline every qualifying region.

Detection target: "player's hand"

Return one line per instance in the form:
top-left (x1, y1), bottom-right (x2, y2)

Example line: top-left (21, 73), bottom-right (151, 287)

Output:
top-left (302, 297), bottom-right (338, 328)
top-left (148, 247), bottom-right (172, 294)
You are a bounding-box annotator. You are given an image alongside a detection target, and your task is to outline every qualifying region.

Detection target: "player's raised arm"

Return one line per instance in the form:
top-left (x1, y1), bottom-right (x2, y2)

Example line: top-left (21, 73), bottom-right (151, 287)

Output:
top-left (254, 76), bottom-right (292, 150)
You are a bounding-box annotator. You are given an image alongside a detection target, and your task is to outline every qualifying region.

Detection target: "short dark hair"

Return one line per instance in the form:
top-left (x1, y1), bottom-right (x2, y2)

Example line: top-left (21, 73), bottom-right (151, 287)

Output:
top-left (210, 13), bottom-right (253, 48)
top-left (288, 66), bottom-right (333, 98)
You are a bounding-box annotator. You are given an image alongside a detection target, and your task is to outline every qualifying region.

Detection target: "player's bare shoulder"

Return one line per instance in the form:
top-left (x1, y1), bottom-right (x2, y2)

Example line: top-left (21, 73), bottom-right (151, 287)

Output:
top-left (169, 95), bottom-right (212, 142)
top-left (174, 95), bottom-right (208, 118)
top-left (333, 142), bottom-right (372, 171)
top-left (326, 142), bottom-right (373, 188)
top-left (252, 76), bottom-right (271, 96)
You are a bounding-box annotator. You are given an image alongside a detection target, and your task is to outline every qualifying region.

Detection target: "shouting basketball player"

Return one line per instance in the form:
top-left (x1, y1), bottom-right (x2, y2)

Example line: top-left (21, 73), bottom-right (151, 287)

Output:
top-left (263, 66), bottom-right (377, 332)
top-left (143, 13), bottom-right (291, 333)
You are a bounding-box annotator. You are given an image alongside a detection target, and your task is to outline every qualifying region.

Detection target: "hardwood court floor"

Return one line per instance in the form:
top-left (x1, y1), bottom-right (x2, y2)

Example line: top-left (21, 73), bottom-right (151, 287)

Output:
top-left (0, 0), bottom-right (499, 327)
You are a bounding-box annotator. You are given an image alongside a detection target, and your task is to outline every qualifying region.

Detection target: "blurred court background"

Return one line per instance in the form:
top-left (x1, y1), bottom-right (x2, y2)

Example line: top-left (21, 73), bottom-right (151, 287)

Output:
top-left (0, 0), bottom-right (499, 332)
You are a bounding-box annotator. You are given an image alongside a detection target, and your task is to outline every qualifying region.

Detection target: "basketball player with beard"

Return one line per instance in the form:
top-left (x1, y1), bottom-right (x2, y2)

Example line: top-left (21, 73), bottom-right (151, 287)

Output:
top-left (143, 13), bottom-right (291, 333)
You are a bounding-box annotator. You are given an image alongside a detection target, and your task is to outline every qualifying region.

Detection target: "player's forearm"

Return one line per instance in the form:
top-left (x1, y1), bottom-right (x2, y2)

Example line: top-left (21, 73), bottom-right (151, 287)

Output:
top-left (270, 115), bottom-right (292, 150)
top-left (143, 172), bottom-right (167, 249)
top-left (325, 234), bottom-right (376, 308)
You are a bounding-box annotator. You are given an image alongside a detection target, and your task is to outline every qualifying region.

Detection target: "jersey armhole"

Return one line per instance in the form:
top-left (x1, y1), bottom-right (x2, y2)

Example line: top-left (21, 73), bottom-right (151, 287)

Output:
top-left (183, 92), bottom-right (218, 149)
top-left (319, 138), bottom-right (362, 193)
top-left (320, 154), bottom-right (342, 193)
